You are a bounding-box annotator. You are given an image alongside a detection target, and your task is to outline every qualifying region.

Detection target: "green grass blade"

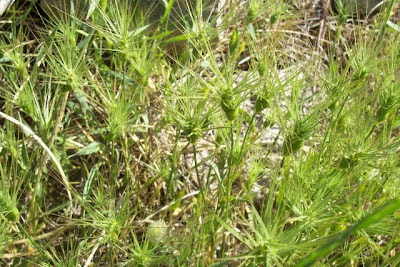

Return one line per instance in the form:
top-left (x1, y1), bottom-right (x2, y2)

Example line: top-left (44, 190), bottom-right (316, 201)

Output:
top-left (161, 0), bottom-right (175, 25)
top-left (295, 198), bottom-right (400, 267)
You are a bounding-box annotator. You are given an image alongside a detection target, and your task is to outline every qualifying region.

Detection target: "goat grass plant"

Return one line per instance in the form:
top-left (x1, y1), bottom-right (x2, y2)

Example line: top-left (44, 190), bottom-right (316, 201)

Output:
top-left (0, 0), bottom-right (400, 265)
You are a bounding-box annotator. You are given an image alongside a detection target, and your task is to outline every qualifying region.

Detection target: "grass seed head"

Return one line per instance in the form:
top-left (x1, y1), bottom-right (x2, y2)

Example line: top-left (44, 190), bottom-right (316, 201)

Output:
top-left (5, 206), bottom-right (19, 222)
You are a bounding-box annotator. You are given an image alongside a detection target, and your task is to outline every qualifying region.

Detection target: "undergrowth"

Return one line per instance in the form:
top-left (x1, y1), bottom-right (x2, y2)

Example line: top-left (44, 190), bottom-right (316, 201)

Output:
top-left (0, 0), bottom-right (400, 266)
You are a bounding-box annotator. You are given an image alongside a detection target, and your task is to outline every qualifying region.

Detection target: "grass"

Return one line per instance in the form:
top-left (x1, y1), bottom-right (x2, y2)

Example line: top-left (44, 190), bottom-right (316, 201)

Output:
top-left (0, 0), bottom-right (400, 265)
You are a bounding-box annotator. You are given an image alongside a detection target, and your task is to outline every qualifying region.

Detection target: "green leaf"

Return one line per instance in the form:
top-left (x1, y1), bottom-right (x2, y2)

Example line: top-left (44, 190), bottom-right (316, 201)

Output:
top-left (161, 0), bottom-right (176, 25)
top-left (162, 34), bottom-right (189, 45)
top-left (83, 163), bottom-right (101, 201)
top-left (19, 141), bottom-right (29, 170)
top-left (387, 20), bottom-right (400, 33)
top-left (99, 69), bottom-right (136, 84)
top-left (247, 23), bottom-right (256, 41)
top-left (86, 0), bottom-right (100, 20)
top-left (229, 27), bottom-right (239, 54)
top-left (129, 25), bottom-right (151, 37)
top-left (68, 142), bottom-right (102, 159)
top-left (73, 90), bottom-right (93, 116)
top-left (76, 28), bottom-right (95, 51)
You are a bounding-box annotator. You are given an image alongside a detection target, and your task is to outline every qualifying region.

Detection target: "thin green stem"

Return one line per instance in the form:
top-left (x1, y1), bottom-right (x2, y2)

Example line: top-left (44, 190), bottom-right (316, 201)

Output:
top-left (193, 143), bottom-right (204, 199)
top-left (29, 91), bottom-right (70, 227)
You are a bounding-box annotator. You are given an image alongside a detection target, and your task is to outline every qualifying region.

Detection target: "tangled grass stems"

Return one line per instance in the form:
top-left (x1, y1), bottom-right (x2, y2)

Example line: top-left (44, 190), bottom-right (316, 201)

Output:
top-left (0, 0), bottom-right (400, 265)
top-left (0, 110), bottom-right (73, 214)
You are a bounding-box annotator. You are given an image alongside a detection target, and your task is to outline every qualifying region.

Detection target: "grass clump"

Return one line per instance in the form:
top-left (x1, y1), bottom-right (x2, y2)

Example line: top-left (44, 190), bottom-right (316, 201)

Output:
top-left (0, 0), bottom-right (400, 266)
